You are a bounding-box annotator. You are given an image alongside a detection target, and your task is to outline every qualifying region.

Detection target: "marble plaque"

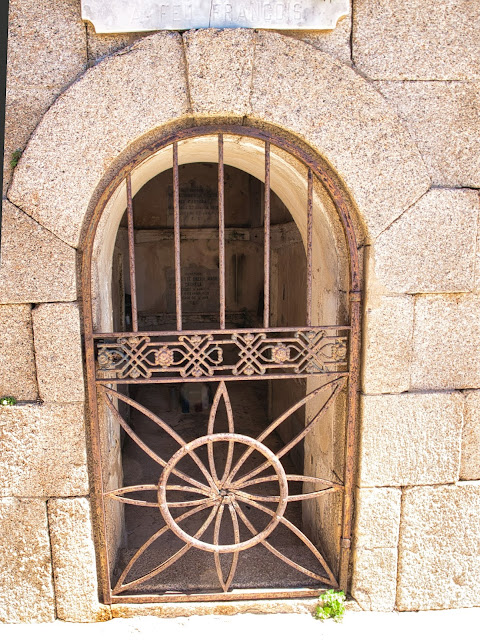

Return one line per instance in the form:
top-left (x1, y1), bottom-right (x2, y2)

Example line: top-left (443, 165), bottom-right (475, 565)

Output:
top-left (81, 1), bottom-right (349, 33)
top-left (167, 183), bottom-right (218, 227)
top-left (166, 266), bottom-right (219, 313)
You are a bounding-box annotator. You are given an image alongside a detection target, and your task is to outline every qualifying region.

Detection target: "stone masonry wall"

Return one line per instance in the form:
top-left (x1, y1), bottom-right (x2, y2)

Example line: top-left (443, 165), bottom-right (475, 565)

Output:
top-left (1, 0), bottom-right (479, 621)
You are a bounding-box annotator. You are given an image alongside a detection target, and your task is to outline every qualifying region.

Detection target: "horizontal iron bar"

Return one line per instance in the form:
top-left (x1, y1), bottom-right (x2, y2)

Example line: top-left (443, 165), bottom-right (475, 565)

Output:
top-left (96, 372), bottom-right (349, 384)
top-left (93, 325), bottom-right (351, 339)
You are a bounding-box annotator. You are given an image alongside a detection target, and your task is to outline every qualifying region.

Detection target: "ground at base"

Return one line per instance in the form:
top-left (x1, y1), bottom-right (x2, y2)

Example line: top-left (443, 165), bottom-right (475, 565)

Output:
top-left (2, 609), bottom-right (480, 640)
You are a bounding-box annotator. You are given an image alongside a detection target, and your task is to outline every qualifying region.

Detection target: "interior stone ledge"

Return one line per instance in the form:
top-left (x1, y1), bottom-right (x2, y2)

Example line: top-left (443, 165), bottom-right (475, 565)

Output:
top-left (0, 498), bottom-right (55, 623)
top-left (0, 402), bottom-right (88, 498)
top-left (397, 482), bottom-right (480, 611)
top-left (48, 497), bottom-right (112, 622)
top-left (32, 302), bottom-right (85, 402)
top-left (359, 392), bottom-right (463, 487)
top-left (0, 200), bottom-right (77, 303)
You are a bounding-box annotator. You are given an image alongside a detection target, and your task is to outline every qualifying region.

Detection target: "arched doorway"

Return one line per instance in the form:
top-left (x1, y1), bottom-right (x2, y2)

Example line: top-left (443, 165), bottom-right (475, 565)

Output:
top-left (83, 125), bottom-right (361, 604)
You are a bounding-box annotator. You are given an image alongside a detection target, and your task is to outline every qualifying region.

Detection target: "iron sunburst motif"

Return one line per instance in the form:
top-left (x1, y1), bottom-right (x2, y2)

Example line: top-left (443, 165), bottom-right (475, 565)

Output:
top-left (104, 378), bottom-right (346, 595)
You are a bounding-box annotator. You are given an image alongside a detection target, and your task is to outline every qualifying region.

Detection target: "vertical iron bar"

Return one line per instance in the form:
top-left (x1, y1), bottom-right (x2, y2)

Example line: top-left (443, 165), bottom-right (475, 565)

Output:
top-left (263, 141), bottom-right (271, 328)
top-left (82, 229), bottom-right (113, 603)
top-left (218, 134), bottom-right (226, 330)
top-left (126, 174), bottom-right (138, 332)
top-left (306, 168), bottom-right (313, 326)
top-left (173, 142), bottom-right (182, 331)
top-left (338, 292), bottom-right (362, 592)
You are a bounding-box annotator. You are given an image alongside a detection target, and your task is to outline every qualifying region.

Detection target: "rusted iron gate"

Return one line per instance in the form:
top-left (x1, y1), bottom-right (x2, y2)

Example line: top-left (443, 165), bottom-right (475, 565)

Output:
top-left (82, 125), bottom-right (361, 604)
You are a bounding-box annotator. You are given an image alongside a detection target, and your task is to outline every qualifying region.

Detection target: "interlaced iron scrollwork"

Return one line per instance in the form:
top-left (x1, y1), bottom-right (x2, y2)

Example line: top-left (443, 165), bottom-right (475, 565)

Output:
top-left (103, 379), bottom-right (346, 594)
top-left (95, 327), bottom-right (349, 381)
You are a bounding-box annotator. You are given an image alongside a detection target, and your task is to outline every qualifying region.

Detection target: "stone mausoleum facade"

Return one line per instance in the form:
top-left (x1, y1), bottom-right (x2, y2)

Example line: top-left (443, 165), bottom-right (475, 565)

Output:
top-left (1, 0), bottom-right (479, 623)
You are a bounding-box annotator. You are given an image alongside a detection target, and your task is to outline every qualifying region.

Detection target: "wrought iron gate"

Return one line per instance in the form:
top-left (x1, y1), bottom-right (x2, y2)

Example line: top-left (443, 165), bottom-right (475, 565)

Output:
top-left (83, 126), bottom-right (361, 604)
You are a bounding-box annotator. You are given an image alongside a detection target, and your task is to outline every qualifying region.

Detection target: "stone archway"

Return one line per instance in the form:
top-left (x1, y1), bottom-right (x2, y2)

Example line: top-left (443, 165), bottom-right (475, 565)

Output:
top-left (8, 29), bottom-right (429, 249)
top-left (5, 29), bottom-right (434, 617)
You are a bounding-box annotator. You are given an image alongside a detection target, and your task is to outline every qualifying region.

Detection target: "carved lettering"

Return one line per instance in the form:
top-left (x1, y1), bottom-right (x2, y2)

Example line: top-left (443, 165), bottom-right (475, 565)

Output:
top-left (82, 0), bottom-right (350, 33)
top-left (166, 267), bottom-right (219, 313)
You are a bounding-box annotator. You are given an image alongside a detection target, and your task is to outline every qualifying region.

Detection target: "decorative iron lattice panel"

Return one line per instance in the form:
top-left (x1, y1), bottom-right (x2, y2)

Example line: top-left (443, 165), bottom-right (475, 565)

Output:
top-left (94, 327), bottom-right (350, 382)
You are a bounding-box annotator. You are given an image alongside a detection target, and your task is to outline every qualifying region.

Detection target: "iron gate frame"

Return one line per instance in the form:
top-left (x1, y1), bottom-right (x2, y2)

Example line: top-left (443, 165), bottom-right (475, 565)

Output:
top-left (82, 124), bottom-right (362, 605)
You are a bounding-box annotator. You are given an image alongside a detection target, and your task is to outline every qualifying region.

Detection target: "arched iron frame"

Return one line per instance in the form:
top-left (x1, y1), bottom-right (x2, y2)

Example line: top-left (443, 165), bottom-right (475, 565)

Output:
top-left (82, 124), bottom-right (362, 605)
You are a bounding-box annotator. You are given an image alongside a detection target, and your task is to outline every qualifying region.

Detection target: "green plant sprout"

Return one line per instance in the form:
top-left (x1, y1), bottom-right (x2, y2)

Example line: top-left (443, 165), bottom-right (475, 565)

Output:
top-left (314, 589), bottom-right (346, 622)
top-left (0, 396), bottom-right (17, 406)
top-left (10, 149), bottom-right (22, 168)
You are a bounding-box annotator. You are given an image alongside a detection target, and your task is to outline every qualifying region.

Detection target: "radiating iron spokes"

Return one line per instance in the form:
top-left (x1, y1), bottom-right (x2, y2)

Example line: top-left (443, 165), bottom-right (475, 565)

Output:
top-left (226, 375), bottom-right (347, 487)
top-left (103, 385), bottom-right (217, 492)
top-left (231, 497), bottom-right (338, 588)
top-left (104, 379), bottom-right (344, 594)
top-left (113, 499), bottom-right (219, 594)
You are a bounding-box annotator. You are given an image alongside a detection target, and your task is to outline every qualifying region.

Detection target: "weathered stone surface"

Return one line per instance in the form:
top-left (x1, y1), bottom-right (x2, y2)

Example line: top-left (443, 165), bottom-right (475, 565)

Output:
top-left (370, 189), bottom-right (478, 294)
top-left (359, 393), bottom-right (463, 487)
top-left (0, 498), bottom-right (55, 622)
top-left (351, 548), bottom-right (398, 612)
top-left (10, 31), bottom-right (430, 246)
top-left (0, 304), bottom-right (37, 401)
top-left (460, 391), bottom-right (480, 481)
top-left (112, 599), bottom-right (317, 618)
top-left (4, 0), bottom-right (87, 195)
top-left (376, 82), bottom-right (480, 187)
top-left (412, 295), bottom-right (480, 390)
top-left (184, 29), bottom-right (255, 118)
top-left (354, 488), bottom-right (402, 549)
top-left (353, 0), bottom-right (480, 80)
top-left (250, 32), bottom-right (430, 239)
top-left (9, 32), bottom-right (188, 247)
top-left (3, 96), bottom-right (51, 198)
top-left (0, 201), bottom-right (77, 303)
top-left (397, 482), bottom-right (480, 610)
top-left (351, 488), bottom-right (400, 609)
top-left (86, 21), bottom-right (144, 63)
top-left (362, 294), bottom-right (413, 394)
top-left (285, 10), bottom-right (352, 65)
top-left (32, 303), bottom-right (84, 402)
top-left (0, 403), bottom-right (88, 497)
top-left (48, 497), bottom-right (111, 622)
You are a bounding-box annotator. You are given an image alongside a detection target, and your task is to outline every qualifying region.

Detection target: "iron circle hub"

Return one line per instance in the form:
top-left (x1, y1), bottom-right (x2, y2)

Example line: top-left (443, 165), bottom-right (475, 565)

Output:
top-left (158, 433), bottom-right (289, 553)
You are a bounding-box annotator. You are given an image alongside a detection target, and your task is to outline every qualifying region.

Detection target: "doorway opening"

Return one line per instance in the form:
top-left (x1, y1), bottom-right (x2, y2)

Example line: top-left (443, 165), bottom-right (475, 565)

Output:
top-left (84, 127), bottom-right (360, 603)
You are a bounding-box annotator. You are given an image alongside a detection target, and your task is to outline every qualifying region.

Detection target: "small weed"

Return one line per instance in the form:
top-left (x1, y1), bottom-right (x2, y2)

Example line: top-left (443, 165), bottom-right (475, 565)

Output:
top-left (10, 149), bottom-right (22, 168)
top-left (314, 589), bottom-right (346, 622)
top-left (0, 396), bottom-right (17, 406)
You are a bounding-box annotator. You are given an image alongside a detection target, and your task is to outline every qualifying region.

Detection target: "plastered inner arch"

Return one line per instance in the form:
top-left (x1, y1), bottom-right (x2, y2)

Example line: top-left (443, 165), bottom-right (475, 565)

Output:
top-left (92, 133), bottom-right (350, 335)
